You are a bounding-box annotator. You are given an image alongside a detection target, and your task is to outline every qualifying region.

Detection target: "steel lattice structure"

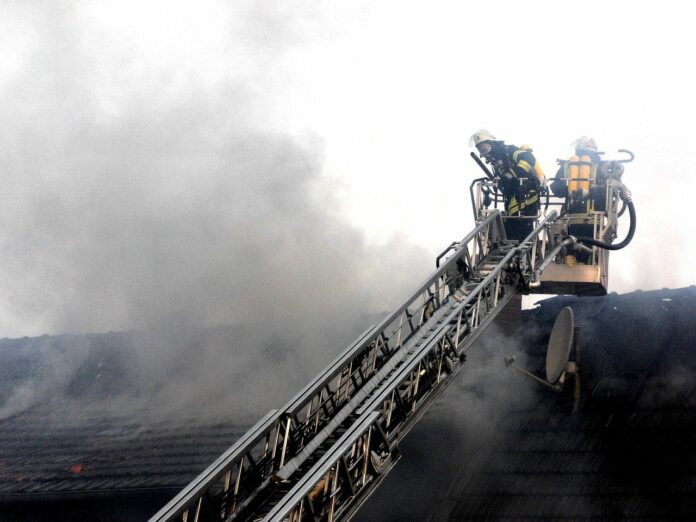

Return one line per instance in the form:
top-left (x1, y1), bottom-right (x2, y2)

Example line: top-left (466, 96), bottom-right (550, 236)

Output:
top-left (150, 209), bottom-right (559, 522)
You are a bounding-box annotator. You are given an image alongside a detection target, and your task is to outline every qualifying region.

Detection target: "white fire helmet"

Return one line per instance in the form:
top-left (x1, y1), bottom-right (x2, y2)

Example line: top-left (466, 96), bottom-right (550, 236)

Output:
top-left (469, 129), bottom-right (497, 147)
top-left (571, 136), bottom-right (598, 151)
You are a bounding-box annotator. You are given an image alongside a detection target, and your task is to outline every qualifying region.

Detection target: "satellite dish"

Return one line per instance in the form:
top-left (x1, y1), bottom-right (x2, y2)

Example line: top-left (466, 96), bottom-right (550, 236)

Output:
top-left (545, 307), bottom-right (575, 384)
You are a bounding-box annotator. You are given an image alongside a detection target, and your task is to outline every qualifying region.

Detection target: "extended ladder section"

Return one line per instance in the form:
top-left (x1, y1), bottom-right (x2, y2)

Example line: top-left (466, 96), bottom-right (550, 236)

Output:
top-left (151, 209), bottom-right (558, 522)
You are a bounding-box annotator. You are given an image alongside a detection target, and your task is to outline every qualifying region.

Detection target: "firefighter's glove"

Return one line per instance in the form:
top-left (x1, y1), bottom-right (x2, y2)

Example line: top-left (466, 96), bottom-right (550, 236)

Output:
top-left (515, 179), bottom-right (528, 200)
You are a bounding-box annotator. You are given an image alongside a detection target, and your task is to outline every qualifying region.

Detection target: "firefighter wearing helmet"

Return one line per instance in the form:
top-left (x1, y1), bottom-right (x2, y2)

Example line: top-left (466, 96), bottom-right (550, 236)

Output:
top-left (550, 136), bottom-right (602, 200)
top-left (551, 135), bottom-right (623, 224)
top-left (469, 130), bottom-right (541, 241)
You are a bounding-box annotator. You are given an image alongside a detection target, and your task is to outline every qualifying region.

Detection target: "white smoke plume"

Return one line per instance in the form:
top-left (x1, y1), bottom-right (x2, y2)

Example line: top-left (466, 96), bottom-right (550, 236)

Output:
top-left (0, 3), bottom-right (432, 424)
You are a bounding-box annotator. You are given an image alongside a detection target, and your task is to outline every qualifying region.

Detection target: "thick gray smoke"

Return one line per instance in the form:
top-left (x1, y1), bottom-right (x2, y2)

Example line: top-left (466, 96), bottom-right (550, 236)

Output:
top-left (0, 4), bottom-right (431, 424)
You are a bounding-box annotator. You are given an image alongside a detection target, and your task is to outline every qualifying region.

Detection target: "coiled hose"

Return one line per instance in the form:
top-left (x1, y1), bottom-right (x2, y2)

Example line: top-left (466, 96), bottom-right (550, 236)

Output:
top-left (576, 188), bottom-right (636, 251)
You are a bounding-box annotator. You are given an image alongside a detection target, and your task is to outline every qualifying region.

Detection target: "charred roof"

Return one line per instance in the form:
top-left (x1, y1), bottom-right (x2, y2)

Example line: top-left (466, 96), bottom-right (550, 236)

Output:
top-left (1, 287), bottom-right (695, 520)
top-left (360, 286), bottom-right (696, 521)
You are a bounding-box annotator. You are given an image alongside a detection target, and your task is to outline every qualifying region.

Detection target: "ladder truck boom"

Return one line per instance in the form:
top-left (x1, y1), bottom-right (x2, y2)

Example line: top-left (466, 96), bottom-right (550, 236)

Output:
top-left (151, 210), bottom-right (559, 522)
top-left (152, 147), bottom-right (635, 522)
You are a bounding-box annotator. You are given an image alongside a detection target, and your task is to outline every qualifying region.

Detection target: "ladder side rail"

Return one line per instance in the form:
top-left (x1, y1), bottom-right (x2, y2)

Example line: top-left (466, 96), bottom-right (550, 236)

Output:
top-left (279, 213), bottom-right (509, 453)
top-left (285, 210), bottom-right (504, 418)
top-left (148, 326), bottom-right (386, 522)
top-left (281, 211), bottom-right (503, 434)
top-left (273, 212), bottom-right (507, 451)
top-left (148, 325), bottom-right (379, 522)
top-left (271, 297), bottom-right (465, 483)
top-left (281, 269), bottom-right (467, 465)
top-left (261, 412), bottom-right (384, 522)
top-left (266, 212), bottom-right (509, 507)
top-left (150, 409), bottom-right (280, 522)
top-left (277, 213), bottom-right (558, 521)
top-left (265, 276), bottom-right (521, 521)
top-left (150, 211), bottom-right (508, 522)
top-left (354, 214), bottom-right (551, 421)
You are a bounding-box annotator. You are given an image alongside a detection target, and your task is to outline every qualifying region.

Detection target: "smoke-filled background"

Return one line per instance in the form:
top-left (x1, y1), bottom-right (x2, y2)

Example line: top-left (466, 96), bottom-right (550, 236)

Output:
top-left (0, 2), bottom-right (435, 422)
top-left (0, 2), bottom-right (694, 423)
top-left (0, 1), bottom-right (432, 338)
top-left (3, 0), bottom-right (695, 338)
top-left (1, 5), bottom-right (696, 521)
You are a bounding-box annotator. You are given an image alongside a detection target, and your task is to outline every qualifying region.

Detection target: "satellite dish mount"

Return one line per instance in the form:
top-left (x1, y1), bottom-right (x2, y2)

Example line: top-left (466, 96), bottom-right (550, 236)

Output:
top-left (504, 307), bottom-right (581, 409)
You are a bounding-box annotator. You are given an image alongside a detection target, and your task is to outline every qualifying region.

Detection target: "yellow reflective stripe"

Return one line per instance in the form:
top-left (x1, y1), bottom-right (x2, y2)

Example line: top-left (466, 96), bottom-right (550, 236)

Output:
top-left (517, 196), bottom-right (539, 212)
top-left (507, 193), bottom-right (538, 214)
top-left (518, 160), bottom-right (532, 173)
top-left (512, 150), bottom-right (523, 161)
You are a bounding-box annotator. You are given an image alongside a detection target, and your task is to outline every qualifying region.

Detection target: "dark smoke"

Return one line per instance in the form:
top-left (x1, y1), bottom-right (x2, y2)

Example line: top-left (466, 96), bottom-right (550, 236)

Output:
top-left (0, 4), bottom-right (431, 424)
top-left (358, 324), bottom-right (536, 521)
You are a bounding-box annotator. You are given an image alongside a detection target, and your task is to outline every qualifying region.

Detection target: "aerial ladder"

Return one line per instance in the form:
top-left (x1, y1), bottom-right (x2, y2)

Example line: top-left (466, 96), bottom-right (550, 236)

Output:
top-left (151, 147), bottom-right (636, 522)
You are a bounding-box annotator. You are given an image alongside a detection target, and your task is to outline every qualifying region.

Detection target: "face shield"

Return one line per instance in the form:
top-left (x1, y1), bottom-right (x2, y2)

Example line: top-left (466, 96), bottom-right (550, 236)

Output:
top-left (476, 141), bottom-right (493, 157)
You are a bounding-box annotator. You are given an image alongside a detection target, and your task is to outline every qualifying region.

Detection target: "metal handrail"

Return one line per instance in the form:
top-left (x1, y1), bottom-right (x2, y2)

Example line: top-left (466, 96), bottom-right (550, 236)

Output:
top-left (150, 211), bottom-right (506, 522)
top-left (150, 409), bottom-right (279, 521)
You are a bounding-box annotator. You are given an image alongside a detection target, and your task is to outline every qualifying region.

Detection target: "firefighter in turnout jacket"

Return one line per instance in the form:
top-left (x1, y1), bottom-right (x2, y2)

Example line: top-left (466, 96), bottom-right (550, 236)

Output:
top-left (469, 130), bottom-right (542, 241)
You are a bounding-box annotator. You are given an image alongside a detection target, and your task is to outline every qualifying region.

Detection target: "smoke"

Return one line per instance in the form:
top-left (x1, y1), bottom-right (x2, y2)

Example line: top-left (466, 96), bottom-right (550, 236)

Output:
top-left (358, 324), bottom-right (536, 521)
top-left (360, 289), bottom-right (696, 521)
top-left (0, 3), bottom-right (431, 424)
top-left (0, 336), bottom-right (93, 420)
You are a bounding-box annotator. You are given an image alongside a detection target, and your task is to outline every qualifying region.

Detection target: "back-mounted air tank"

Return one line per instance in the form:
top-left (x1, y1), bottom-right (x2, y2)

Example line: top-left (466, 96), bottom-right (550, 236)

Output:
top-left (531, 149), bottom-right (636, 296)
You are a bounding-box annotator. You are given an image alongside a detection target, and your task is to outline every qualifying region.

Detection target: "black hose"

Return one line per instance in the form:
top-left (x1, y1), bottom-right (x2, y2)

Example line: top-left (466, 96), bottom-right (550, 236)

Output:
top-left (515, 257), bottom-right (529, 292)
top-left (617, 149), bottom-right (635, 163)
top-left (617, 198), bottom-right (627, 217)
top-left (470, 152), bottom-right (496, 181)
top-left (576, 198), bottom-right (636, 250)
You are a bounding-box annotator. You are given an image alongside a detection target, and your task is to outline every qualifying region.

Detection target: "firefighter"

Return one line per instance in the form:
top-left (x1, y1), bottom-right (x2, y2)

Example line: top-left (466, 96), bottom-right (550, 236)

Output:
top-left (550, 136), bottom-right (602, 199)
top-left (551, 136), bottom-right (615, 264)
top-left (469, 129), bottom-right (541, 241)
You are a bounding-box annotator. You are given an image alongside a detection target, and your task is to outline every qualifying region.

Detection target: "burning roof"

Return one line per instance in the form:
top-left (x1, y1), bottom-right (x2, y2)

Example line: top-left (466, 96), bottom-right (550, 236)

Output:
top-left (0, 408), bottom-right (244, 499)
top-left (0, 328), bottom-right (252, 503)
top-left (1, 287), bottom-right (695, 520)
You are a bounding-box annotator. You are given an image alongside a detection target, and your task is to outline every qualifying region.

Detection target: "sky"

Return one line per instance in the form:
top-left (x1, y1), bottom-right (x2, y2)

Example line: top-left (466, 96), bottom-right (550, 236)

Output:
top-left (1, 1), bottom-right (694, 338)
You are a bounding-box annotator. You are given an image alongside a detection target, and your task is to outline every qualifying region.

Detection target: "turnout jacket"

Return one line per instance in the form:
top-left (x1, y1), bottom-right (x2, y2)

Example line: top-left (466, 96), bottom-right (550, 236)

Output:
top-left (488, 144), bottom-right (540, 214)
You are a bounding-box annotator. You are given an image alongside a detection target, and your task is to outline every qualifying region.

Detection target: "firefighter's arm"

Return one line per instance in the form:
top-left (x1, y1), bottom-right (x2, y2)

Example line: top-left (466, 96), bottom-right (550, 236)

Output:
top-left (510, 149), bottom-right (536, 180)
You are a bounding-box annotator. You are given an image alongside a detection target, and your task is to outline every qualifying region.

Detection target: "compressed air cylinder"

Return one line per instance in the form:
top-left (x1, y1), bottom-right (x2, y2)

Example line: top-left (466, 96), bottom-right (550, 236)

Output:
top-left (578, 155), bottom-right (591, 193)
top-left (568, 155), bottom-right (580, 193)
